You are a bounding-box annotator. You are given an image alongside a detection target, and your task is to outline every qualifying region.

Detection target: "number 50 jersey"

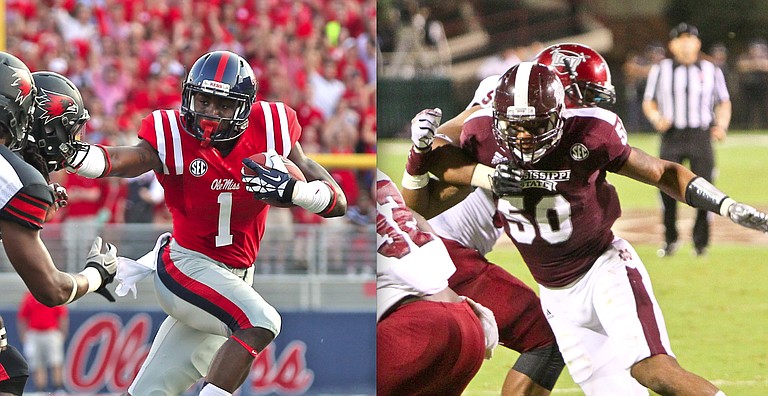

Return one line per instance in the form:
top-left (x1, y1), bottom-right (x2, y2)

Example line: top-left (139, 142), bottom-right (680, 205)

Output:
top-left (461, 107), bottom-right (632, 288)
top-left (138, 103), bottom-right (301, 269)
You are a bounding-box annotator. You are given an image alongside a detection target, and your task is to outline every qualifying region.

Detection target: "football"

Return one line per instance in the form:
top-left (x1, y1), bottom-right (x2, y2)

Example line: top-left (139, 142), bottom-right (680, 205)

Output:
top-left (244, 152), bottom-right (306, 182)
top-left (243, 152), bottom-right (306, 208)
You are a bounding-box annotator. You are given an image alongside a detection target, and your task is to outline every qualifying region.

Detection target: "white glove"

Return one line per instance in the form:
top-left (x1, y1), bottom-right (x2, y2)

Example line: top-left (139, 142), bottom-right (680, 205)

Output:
top-left (462, 296), bottom-right (499, 359)
top-left (728, 202), bottom-right (768, 232)
top-left (410, 108), bottom-right (442, 150)
top-left (84, 236), bottom-right (118, 302)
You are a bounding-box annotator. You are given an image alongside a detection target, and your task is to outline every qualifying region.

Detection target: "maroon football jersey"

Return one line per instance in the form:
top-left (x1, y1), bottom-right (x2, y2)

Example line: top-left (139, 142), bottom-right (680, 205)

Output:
top-left (461, 107), bottom-right (631, 287)
top-left (138, 102), bottom-right (301, 268)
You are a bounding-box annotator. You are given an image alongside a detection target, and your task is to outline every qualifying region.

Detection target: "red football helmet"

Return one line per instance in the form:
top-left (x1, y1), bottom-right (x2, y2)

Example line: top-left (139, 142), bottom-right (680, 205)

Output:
top-left (533, 43), bottom-right (616, 108)
top-left (492, 62), bottom-right (565, 164)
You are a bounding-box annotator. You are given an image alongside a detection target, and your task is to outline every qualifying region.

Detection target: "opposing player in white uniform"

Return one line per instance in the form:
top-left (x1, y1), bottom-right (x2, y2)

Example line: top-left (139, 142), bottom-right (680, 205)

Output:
top-left (376, 169), bottom-right (497, 396)
top-left (408, 62), bottom-right (768, 395)
top-left (65, 51), bottom-right (347, 396)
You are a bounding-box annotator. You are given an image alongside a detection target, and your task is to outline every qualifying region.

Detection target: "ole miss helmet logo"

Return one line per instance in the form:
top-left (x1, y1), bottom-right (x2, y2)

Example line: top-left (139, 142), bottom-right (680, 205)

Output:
top-left (36, 88), bottom-right (78, 124)
top-left (8, 65), bottom-right (33, 105)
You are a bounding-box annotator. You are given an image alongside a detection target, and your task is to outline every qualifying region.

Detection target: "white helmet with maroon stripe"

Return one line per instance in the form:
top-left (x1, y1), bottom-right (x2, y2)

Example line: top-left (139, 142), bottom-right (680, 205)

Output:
top-left (492, 62), bottom-right (565, 164)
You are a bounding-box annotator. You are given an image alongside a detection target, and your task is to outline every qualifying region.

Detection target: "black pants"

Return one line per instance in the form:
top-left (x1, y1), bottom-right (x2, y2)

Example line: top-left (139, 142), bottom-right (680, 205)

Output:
top-left (659, 128), bottom-right (714, 250)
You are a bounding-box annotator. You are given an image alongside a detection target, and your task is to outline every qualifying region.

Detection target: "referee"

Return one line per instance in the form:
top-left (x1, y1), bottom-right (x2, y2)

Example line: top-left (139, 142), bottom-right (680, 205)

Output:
top-left (642, 22), bottom-right (732, 257)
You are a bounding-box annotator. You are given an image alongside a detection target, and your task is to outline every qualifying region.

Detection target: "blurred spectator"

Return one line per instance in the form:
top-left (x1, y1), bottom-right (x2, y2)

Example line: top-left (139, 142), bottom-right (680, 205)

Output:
top-left (389, 2), bottom-right (450, 78)
top-left (623, 43), bottom-right (665, 131)
top-left (17, 292), bottom-right (68, 393)
top-left (124, 171), bottom-right (164, 224)
top-left (309, 56), bottom-right (346, 119)
top-left (736, 38), bottom-right (768, 129)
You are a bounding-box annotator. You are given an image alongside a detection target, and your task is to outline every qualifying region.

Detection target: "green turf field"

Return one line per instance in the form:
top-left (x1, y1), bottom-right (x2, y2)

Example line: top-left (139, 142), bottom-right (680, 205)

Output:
top-left (378, 132), bottom-right (768, 395)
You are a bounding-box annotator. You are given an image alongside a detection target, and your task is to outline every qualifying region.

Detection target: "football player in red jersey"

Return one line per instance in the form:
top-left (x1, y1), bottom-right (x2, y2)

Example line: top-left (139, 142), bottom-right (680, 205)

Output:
top-left (376, 169), bottom-right (497, 396)
top-left (63, 50), bottom-right (347, 396)
top-left (0, 53), bottom-right (117, 309)
top-left (406, 62), bottom-right (767, 395)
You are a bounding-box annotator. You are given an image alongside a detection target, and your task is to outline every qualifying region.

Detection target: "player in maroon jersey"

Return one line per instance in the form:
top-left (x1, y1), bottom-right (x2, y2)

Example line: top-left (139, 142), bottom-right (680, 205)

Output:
top-left (63, 50), bottom-right (347, 396)
top-left (409, 62), bottom-right (767, 395)
top-left (0, 52), bottom-right (117, 310)
top-left (404, 108), bottom-right (565, 396)
top-left (377, 169), bottom-right (497, 396)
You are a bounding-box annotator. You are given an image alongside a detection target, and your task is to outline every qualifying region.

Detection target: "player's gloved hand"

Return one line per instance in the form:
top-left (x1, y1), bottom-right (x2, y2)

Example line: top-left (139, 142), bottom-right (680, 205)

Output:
top-left (462, 296), bottom-right (499, 359)
top-left (242, 150), bottom-right (296, 204)
top-left (410, 108), bottom-right (442, 151)
top-left (84, 237), bottom-right (118, 302)
top-left (491, 162), bottom-right (524, 197)
top-left (727, 202), bottom-right (768, 233)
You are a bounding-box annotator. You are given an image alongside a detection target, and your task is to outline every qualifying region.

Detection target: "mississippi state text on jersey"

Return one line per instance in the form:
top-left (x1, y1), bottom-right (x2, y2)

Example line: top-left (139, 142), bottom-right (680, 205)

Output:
top-left (138, 102), bottom-right (301, 268)
top-left (460, 106), bottom-right (631, 287)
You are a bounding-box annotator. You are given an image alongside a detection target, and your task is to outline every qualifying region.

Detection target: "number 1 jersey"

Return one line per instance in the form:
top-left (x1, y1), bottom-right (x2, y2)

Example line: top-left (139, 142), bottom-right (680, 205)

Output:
top-left (138, 103), bottom-right (301, 268)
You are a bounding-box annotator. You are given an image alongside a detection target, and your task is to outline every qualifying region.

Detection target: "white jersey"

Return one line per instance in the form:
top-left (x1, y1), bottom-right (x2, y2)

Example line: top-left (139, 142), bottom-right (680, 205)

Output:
top-left (468, 74), bottom-right (501, 109)
top-left (376, 170), bottom-right (455, 322)
top-left (428, 188), bottom-right (502, 256)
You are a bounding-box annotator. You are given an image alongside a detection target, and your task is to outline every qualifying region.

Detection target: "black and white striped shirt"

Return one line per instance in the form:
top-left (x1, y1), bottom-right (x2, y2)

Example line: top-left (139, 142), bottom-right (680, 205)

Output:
top-left (644, 58), bottom-right (730, 129)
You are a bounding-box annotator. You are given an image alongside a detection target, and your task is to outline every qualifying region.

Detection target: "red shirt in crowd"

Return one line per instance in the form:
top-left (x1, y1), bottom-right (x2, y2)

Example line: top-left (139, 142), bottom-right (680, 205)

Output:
top-left (17, 292), bottom-right (68, 331)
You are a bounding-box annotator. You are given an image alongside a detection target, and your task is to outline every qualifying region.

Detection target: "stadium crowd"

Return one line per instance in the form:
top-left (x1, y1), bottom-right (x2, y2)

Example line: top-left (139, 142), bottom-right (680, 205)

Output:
top-left (6, 0), bottom-right (376, 230)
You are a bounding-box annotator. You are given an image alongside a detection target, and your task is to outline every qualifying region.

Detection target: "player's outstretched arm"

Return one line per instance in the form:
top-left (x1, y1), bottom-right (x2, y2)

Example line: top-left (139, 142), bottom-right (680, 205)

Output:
top-left (2, 222), bottom-right (117, 306)
top-left (619, 147), bottom-right (768, 233)
top-left (286, 142), bottom-right (347, 218)
top-left (65, 139), bottom-right (163, 179)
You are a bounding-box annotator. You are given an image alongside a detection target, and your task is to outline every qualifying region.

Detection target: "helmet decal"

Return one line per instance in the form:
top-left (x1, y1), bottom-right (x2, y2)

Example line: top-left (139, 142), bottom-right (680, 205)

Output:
top-left (548, 49), bottom-right (586, 77)
top-left (9, 65), bottom-right (33, 106)
top-left (36, 88), bottom-right (78, 124)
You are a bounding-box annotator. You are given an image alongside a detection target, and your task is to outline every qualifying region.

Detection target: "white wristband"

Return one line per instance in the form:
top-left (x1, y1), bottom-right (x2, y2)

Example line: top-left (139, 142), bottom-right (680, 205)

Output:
top-left (470, 164), bottom-right (495, 191)
top-left (719, 197), bottom-right (736, 217)
top-left (291, 180), bottom-right (333, 213)
top-left (64, 273), bottom-right (78, 304)
top-left (401, 170), bottom-right (429, 190)
top-left (73, 145), bottom-right (108, 178)
top-left (80, 266), bottom-right (104, 294)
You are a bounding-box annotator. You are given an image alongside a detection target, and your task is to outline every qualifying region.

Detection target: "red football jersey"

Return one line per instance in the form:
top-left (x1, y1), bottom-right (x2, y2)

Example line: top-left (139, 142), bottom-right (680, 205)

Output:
top-left (138, 102), bottom-right (301, 268)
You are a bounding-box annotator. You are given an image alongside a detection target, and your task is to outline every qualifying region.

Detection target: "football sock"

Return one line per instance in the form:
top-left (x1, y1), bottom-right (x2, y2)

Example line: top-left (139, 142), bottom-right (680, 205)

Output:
top-left (199, 383), bottom-right (231, 396)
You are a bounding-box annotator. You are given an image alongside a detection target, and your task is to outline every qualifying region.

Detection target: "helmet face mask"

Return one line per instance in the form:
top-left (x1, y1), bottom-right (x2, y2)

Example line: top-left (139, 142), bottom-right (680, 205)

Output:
top-left (30, 71), bottom-right (90, 172)
top-left (181, 51), bottom-right (257, 145)
top-left (492, 62), bottom-right (565, 164)
top-left (533, 43), bottom-right (616, 108)
top-left (494, 111), bottom-right (563, 163)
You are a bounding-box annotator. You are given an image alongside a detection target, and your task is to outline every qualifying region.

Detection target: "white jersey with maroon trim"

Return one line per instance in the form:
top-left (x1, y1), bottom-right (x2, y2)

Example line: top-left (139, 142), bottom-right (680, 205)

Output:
top-left (376, 170), bottom-right (455, 321)
top-left (137, 102), bottom-right (301, 268)
top-left (0, 145), bottom-right (54, 230)
top-left (468, 74), bottom-right (501, 109)
top-left (428, 188), bottom-right (502, 257)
